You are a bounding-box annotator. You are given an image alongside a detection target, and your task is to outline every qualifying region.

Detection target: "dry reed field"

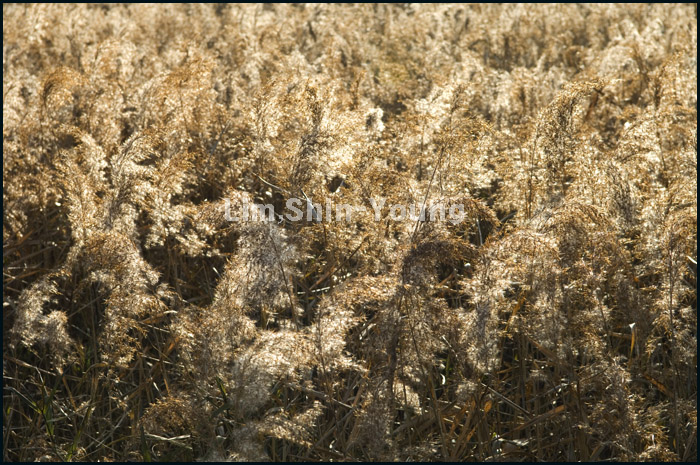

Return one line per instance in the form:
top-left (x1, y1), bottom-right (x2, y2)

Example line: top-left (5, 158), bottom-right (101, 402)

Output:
top-left (3, 3), bottom-right (697, 461)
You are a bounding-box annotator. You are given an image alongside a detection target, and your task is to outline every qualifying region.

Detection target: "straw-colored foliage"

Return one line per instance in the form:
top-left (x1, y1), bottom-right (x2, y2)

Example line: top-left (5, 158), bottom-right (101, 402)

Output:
top-left (3, 4), bottom-right (696, 461)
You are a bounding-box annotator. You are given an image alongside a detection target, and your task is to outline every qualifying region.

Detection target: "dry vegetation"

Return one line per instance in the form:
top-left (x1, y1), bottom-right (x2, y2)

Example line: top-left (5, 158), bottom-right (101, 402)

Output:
top-left (3, 4), bottom-right (697, 462)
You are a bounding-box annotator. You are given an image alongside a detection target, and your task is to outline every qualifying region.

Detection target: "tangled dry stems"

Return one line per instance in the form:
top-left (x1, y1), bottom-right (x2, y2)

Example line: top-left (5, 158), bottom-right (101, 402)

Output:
top-left (3, 4), bottom-right (697, 461)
